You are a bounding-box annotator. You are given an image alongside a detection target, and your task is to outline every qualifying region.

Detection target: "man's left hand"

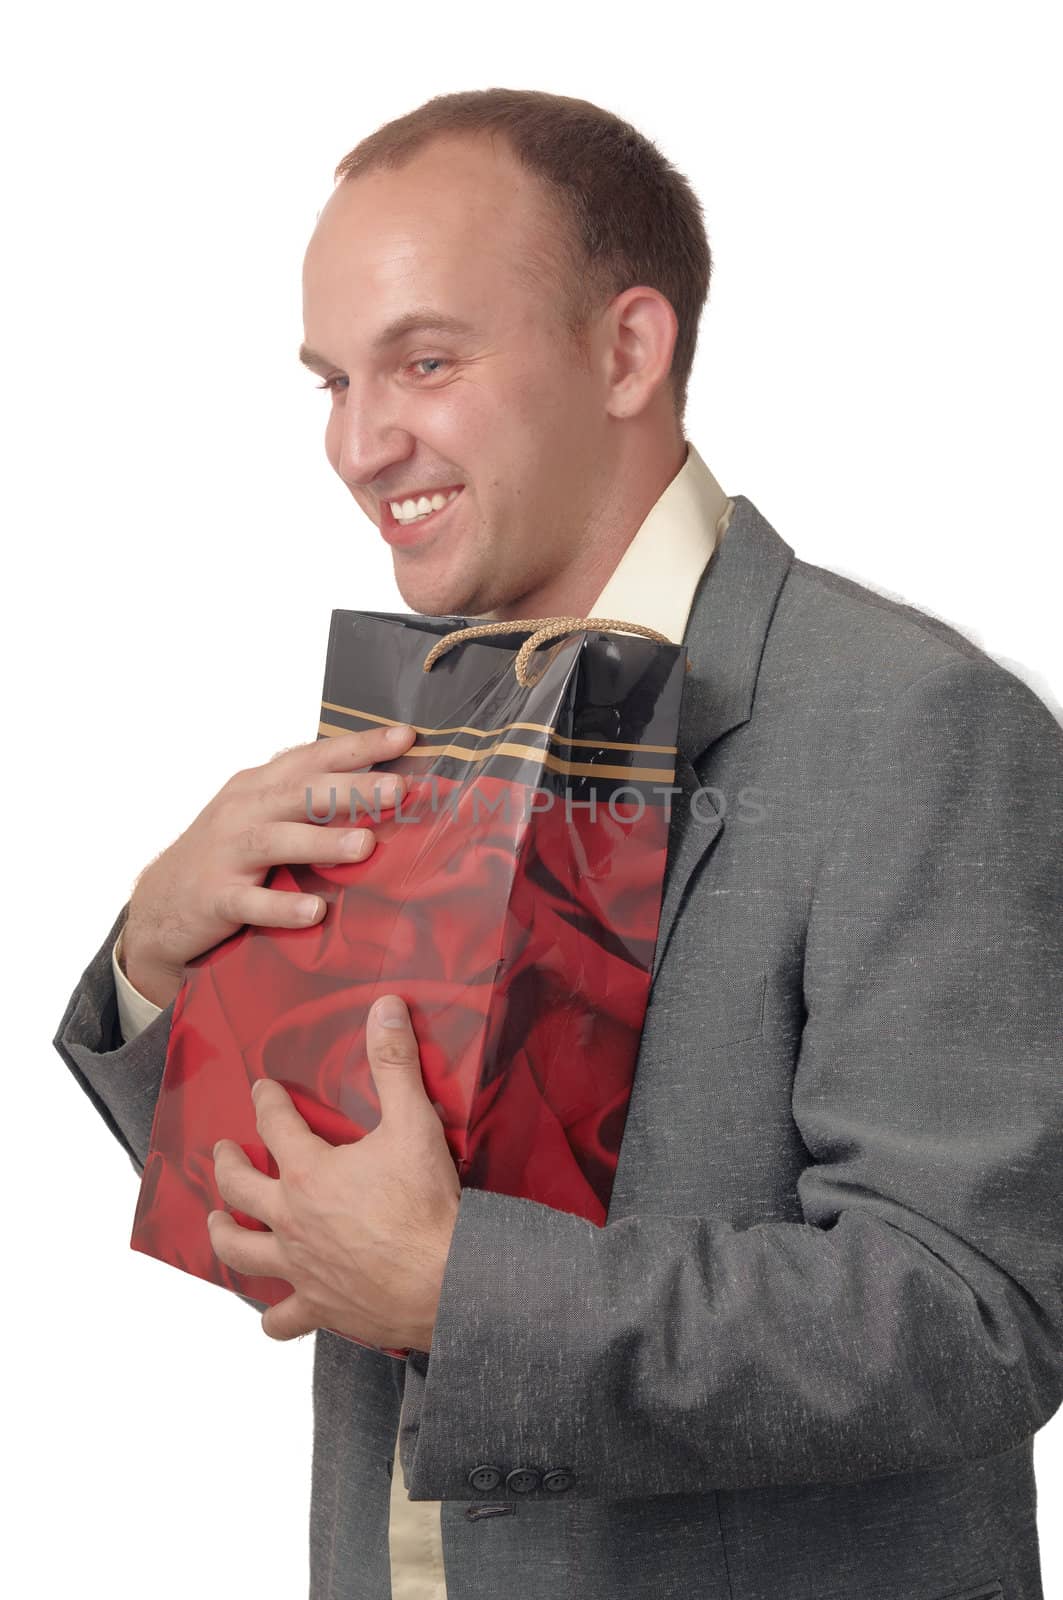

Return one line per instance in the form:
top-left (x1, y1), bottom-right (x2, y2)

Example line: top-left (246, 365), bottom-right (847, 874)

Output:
top-left (208, 994), bottom-right (461, 1351)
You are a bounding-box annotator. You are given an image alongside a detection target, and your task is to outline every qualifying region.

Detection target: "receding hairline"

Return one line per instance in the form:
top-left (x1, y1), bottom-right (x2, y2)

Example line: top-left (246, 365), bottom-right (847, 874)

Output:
top-left (324, 130), bottom-right (606, 338)
top-left (299, 168), bottom-right (603, 374)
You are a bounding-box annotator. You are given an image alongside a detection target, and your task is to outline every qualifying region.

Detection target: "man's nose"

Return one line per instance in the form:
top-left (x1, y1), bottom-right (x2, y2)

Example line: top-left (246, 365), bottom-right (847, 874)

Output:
top-left (333, 378), bottom-right (415, 489)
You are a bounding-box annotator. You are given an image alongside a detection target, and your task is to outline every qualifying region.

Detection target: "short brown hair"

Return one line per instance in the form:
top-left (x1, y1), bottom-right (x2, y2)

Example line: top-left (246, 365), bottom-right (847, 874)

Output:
top-left (333, 88), bottom-right (713, 425)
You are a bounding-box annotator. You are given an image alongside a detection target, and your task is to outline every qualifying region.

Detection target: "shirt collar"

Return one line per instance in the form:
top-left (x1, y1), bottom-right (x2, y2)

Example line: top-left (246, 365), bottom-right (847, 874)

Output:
top-left (585, 441), bottom-right (733, 643)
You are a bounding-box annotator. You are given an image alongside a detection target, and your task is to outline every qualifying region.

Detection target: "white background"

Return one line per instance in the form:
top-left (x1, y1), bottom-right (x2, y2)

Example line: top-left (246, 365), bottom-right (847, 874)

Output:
top-left (5, 2), bottom-right (1060, 1596)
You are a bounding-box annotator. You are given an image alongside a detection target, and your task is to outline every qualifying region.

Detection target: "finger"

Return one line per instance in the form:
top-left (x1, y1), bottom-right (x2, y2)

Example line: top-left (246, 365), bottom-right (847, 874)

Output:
top-left (210, 881), bottom-right (330, 930)
top-left (213, 1137), bottom-right (285, 1230)
top-left (229, 819), bottom-right (379, 870)
top-left (253, 1078), bottom-right (329, 1182)
top-left (260, 1291), bottom-right (318, 1342)
top-left (259, 768), bottom-right (409, 824)
top-left (261, 723), bottom-right (418, 784)
top-left (366, 996), bottom-right (430, 1124)
top-left (235, 770), bottom-right (407, 840)
top-left (207, 1207), bottom-right (287, 1280)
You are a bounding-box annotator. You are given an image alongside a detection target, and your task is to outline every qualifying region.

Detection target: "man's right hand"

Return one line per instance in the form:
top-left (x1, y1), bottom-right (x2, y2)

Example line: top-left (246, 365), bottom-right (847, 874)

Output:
top-left (119, 723), bottom-right (418, 1009)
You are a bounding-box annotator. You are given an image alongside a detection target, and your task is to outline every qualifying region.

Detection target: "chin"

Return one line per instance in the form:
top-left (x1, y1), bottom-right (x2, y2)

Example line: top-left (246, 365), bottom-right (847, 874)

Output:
top-left (393, 576), bottom-right (471, 620)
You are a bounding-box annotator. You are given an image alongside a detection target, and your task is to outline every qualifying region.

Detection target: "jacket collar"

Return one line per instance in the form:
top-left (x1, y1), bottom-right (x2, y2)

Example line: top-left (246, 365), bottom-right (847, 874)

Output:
top-left (675, 493), bottom-right (795, 767)
top-left (652, 495), bottom-right (795, 982)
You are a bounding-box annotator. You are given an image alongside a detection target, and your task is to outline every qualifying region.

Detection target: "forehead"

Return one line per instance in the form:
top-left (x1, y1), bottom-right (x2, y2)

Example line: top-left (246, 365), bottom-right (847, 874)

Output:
top-left (302, 134), bottom-right (567, 336)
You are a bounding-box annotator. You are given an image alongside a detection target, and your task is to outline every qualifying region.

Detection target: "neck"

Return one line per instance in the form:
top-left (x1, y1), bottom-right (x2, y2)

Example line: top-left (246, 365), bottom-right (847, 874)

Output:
top-left (481, 430), bottom-right (689, 624)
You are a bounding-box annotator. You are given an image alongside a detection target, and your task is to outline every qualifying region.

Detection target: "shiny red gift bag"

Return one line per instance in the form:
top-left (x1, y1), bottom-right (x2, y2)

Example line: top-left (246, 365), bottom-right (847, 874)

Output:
top-left (130, 612), bottom-right (687, 1357)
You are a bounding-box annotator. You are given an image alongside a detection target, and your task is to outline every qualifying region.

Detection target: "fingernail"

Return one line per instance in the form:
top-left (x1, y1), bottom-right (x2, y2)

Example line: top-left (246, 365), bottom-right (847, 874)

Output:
top-left (386, 724), bottom-right (412, 744)
top-left (295, 895), bottom-right (322, 920)
top-left (374, 995), bottom-right (406, 1027)
top-left (213, 1140), bottom-right (224, 1159)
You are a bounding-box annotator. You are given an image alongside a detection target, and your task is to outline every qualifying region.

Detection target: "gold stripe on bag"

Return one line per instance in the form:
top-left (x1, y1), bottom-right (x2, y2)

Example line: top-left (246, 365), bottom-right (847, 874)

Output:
top-left (318, 722), bottom-right (675, 784)
top-left (319, 703), bottom-right (678, 757)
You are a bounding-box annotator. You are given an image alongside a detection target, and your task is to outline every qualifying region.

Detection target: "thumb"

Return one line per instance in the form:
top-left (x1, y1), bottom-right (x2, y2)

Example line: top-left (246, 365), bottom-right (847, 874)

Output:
top-left (367, 995), bottom-right (429, 1122)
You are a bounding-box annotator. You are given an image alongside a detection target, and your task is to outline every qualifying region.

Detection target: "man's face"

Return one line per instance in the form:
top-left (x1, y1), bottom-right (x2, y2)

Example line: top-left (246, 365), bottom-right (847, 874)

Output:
top-left (300, 134), bottom-right (614, 619)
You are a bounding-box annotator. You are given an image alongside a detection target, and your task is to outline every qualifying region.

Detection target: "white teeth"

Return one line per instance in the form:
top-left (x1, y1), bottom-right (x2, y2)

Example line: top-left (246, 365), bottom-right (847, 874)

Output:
top-left (388, 486), bottom-right (463, 524)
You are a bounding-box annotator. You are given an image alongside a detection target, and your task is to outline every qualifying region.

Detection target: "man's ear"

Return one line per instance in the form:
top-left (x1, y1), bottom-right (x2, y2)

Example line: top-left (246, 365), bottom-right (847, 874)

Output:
top-left (600, 285), bottom-right (679, 420)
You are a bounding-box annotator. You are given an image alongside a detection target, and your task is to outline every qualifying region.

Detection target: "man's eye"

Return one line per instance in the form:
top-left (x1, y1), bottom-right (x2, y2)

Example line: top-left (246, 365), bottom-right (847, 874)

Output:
top-left (315, 375), bottom-right (348, 393)
top-left (409, 357), bottom-right (449, 378)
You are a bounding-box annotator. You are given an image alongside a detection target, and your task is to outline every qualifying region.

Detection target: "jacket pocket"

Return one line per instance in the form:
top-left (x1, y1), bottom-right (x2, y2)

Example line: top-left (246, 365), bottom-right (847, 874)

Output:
top-left (931, 1580), bottom-right (1003, 1600)
top-left (699, 970), bottom-right (767, 1045)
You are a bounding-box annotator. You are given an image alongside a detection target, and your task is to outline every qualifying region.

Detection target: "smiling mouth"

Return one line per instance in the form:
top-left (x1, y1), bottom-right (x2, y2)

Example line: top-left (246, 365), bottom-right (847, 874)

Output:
top-left (381, 484), bottom-right (465, 530)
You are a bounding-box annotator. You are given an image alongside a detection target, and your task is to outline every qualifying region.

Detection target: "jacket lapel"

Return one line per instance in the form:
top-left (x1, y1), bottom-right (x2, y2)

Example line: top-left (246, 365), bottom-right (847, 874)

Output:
top-left (650, 495), bottom-right (795, 983)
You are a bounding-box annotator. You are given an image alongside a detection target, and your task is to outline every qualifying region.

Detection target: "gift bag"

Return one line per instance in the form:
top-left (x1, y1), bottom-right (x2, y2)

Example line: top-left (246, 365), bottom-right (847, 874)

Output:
top-left (130, 611), bottom-right (687, 1356)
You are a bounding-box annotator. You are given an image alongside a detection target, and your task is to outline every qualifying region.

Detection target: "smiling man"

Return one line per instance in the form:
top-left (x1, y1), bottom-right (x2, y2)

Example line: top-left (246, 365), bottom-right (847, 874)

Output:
top-left (54, 87), bottom-right (1063, 1600)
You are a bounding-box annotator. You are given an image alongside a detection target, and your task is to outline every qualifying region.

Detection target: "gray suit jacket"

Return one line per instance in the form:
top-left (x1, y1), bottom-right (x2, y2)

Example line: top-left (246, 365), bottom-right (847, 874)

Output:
top-left (54, 494), bottom-right (1063, 1600)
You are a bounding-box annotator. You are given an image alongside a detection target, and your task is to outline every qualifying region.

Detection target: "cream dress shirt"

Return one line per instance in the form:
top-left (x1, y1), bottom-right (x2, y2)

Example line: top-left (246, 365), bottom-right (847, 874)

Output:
top-left (112, 441), bottom-right (734, 1599)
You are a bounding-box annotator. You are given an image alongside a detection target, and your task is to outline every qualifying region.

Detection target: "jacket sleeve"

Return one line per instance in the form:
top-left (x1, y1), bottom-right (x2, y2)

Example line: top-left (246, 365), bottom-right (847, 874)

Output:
top-left (398, 653), bottom-right (1063, 1501)
top-left (52, 900), bottom-right (177, 1179)
top-left (52, 900), bottom-right (268, 1316)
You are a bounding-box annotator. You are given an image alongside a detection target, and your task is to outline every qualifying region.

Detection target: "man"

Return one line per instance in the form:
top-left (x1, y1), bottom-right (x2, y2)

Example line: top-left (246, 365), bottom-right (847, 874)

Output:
top-left (54, 88), bottom-right (1062, 1600)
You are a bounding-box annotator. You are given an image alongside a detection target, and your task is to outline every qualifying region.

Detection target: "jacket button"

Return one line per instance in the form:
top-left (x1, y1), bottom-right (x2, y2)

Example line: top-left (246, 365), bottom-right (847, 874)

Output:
top-left (467, 1464), bottom-right (503, 1493)
top-left (543, 1469), bottom-right (573, 1493)
top-left (506, 1467), bottom-right (540, 1494)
